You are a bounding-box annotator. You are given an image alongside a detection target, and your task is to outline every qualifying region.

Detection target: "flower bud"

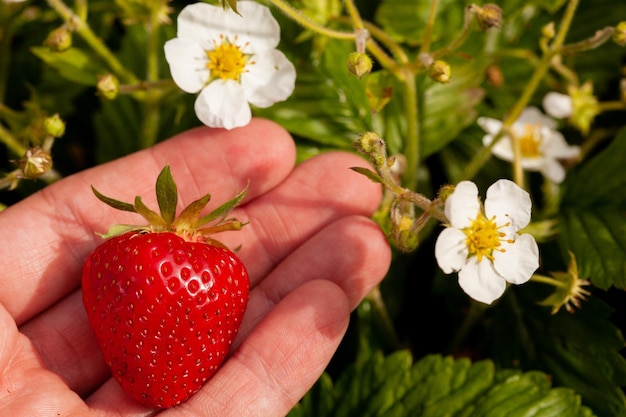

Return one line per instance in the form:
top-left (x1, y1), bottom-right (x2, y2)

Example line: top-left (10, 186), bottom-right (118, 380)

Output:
top-left (428, 60), bottom-right (451, 84)
top-left (541, 22), bottom-right (555, 39)
top-left (390, 201), bottom-right (419, 253)
top-left (18, 147), bottom-right (53, 179)
top-left (43, 113), bottom-right (66, 138)
top-left (613, 21), bottom-right (626, 47)
top-left (44, 27), bottom-right (72, 52)
top-left (97, 74), bottom-right (120, 100)
top-left (347, 52), bottom-right (373, 79)
top-left (474, 4), bottom-right (503, 31)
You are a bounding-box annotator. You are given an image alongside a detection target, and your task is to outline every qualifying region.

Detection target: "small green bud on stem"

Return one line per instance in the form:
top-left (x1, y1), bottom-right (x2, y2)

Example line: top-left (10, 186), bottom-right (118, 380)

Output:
top-left (44, 27), bottom-right (72, 52)
top-left (428, 60), bottom-right (451, 84)
top-left (348, 52), bottom-right (373, 79)
top-left (97, 74), bottom-right (120, 100)
top-left (43, 113), bottom-right (66, 138)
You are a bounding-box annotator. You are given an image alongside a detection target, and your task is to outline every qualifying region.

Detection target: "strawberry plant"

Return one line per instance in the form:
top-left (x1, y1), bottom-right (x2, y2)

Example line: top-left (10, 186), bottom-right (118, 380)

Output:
top-left (81, 165), bottom-right (249, 408)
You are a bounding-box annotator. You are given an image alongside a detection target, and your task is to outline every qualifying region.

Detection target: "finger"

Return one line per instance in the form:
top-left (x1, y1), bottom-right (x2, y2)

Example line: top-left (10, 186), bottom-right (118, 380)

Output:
top-left (227, 151), bottom-right (383, 284)
top-left (19, 290), bottom-right (109, 398)
top-left (236, 215), bottom-right (390, 345)
top-left (0, 303), bottom-right (92, 417)
top-left (172, 280), bottom-right (351, 417)
top-left (1, 119), bottom-right (295, 324)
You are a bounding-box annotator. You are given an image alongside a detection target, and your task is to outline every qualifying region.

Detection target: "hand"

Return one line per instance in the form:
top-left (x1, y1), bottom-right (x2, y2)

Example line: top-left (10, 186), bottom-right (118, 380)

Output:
top-left (0, 118), bottom-right (391, 416)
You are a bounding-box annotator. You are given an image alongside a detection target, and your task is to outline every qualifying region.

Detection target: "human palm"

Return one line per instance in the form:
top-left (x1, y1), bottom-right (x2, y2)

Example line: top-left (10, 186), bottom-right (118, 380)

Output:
top-left (0, 119), bottom-right (390, 416)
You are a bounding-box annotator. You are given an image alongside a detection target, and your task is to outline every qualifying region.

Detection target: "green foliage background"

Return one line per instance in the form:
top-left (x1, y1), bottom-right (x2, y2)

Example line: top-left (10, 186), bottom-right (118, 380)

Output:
top-left (1, 0), bottom-right (626, 415)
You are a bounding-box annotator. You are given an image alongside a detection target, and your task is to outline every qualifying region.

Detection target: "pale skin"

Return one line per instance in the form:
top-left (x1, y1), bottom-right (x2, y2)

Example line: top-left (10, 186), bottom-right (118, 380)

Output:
top-left (0, 118), bottom-right (391, 416)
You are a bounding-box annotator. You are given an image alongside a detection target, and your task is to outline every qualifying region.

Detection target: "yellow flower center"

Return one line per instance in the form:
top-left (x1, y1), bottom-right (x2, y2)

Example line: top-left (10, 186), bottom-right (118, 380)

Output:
top-left (463, 213), bottom-right (512, 262)
top-left (517, 124), bottom-right (542, 158)
top-left (206, 37), bottom-right (249, 81)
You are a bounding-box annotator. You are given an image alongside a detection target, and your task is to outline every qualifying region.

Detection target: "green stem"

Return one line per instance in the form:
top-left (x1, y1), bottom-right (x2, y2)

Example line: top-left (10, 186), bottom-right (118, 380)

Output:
top-left (0, 124), bottom-right (26, 156)
top-left (365, 39), bottom-right (403, 79)
top-left (432, 5), bottom-right (475, 60)
top-left (401, 71), bottom-right (420, 191)
top-left (420, 0), bottom-right (439, 54)
top-left (139, 6), bottom-right (164, 149)
top-left (363, 21), bottom-right (409, 64)
top-left (119, 79), bottom-right (176, 94)
top-left (267, 0), bottom-right (355, 40)
top-left (366, 286), bottom-right (402, 350)
top-left (344, 0), bottom-right (364, 30)
top-left (599, 100), bottom-right (626, 112)
top-left (530, 274), bottom-right (568, 289)
top-left (46, 0), bottom-right (138, 83)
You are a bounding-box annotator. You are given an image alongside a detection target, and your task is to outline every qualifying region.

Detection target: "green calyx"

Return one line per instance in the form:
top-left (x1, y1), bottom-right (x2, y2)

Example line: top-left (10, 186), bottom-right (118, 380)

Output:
top-left (92, 165), bottom-right (248, 247)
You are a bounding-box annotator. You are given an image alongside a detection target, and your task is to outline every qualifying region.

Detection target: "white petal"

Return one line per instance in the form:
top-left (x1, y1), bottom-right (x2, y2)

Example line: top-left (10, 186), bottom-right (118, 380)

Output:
top-left (458, 258), bottom-right (507, 305)
top-left (492, 234), bottom-right (539, 285)
top-left (477, 117), bottom-right (502, 135)
top-left (435, 227), bottom-right (468, 274)
top-left (542, 130), bottom-right (581, 159)
top-left (484, 179), bottom-right (532, 231)
top-left (242, 49), bottom-right (296, 108)
top-left (176, 2), bottom-right (280, 52)
top-left (164, 38), bottom-right (208, 93)
top-left (445, 181), bottom-right (480, 229)
top-left (194, 80), bottom-right (251, 129)
top-left (489, 136), bottom-right (515, 162)
top-left (519, 157), bottom-right (544, 172)
top-left (516, 106), bottom-right (557, 130)
top-left (540, 158), bottom-right (566, 184)
top-left (543, 92), bottom-right (573, 119)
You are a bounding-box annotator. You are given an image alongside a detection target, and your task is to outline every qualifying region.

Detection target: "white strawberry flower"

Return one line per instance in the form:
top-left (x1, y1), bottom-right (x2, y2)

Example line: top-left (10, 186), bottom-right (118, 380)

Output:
top-left (164, 1), bottom-right (296, 130)
top-left (478, 107), bottom-right (580, 183)
top-left (435, 179), bottom-right (539, 304)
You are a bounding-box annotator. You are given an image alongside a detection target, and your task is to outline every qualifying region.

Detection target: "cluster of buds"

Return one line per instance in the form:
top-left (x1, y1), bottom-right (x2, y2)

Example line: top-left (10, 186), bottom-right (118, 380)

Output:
top-left (1, 114), bottom-right (64, 191)
top-left (352, 132), bottom-right (446, 252)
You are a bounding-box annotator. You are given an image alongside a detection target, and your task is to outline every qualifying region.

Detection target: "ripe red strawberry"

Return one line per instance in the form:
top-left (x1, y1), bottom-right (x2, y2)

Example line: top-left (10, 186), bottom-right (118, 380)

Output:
top-left (82, 165), bottom-right (249, 408)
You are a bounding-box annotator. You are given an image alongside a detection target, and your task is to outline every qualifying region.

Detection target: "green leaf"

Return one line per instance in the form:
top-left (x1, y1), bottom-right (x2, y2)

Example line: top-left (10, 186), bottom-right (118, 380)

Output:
top-left (221, 0), bottom-right (239, 15)
top-left (559, 128), bottom-right (626, 290)
top-left (134, 196), bottom-right (167, 228)
top-left (91, 186), bottom-right (136, 212)
top-left (562, 128), bottom-right (626, 208)
top-left (492, 293), bottom-right (626, 417)
top-left (350, 167), bottom-right (383, 184)
top-left (174, 193), bottom-right (212, 230)
top-left (197, 184), bottom-right (248, 227)
top-left (374, 0), bottom-right (464, 45)
top-left (30, 47), bottom-right (104, 85)
top-left (290, 352), bottom-right (595, 417)
top-left (155, 165), bottom-right (178, 226)
top-left (420, 64), bottom-right (486, 158)
top-left (93, 96), bottom-right (144, 164)
top-left (559, 208), bottom-right (626, 289)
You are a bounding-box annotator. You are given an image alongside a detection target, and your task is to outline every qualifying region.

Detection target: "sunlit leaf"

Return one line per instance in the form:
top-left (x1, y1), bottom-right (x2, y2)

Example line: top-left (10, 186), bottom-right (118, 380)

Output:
top-left (289, 352), bottom-right (595, 417)
top-left (31, 47), bottom-right (104, 85)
